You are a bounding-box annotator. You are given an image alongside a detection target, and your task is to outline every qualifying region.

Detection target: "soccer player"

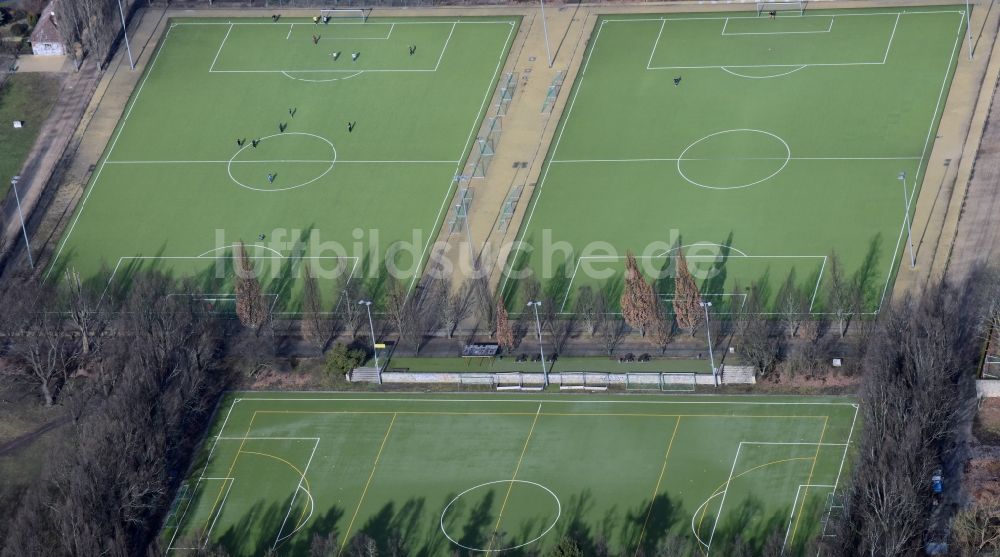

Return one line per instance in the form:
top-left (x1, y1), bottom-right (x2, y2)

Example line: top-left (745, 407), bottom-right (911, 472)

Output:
top-left (313, 15), bottom-right (320, 24)
top-left (266, 173), bottom-right (275, 183)
top-left (236, 138), bottom-right (244, 147)
top-left (769, 10), bottom-right (777, 19)
top-left (312, 34), bottom-right (320, 45)
top-left (348, 121), bottom-right (356, 133)
top-left (351, 51), bottom-right (360, 62)
top-left (323, 15), bottom-right (331, 24)
top-left (409, 45), bottom-right (416, 56)
top-left (252, 139), bottom-right (259, 148)
top-left (289, 108), bottom-right (296, 118)
top-left (673, 76), bottom-right (682, 86)
top-left (331, 51), bottom-right (341, 61)
top-left (279, 122), bottom-right (286, 133)
top-left (258, 233), bottom-right (266, 241)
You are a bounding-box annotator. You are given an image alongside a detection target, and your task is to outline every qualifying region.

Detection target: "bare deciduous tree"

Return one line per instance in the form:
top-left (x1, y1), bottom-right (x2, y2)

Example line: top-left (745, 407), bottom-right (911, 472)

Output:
top-left (496, 301), bottom-right (515, 353)
top-left (673, 252), bottom-right (704, 336)
top-left (301, 264), bottom-right (331, 351)
top-left (234, 242), bottom-right (269, 332)
top-left (575, 286), bottom-right (599, 336)
top-left (621, 251), bottom-right (657, 337)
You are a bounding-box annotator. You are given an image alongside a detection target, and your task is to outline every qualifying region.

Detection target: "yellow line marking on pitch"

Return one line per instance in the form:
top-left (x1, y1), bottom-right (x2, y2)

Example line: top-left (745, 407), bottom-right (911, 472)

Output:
top-left (239, 450), bottom-right (314, 530)
top-left (634, 416), bottom-right (682, 556)
top-left (201, 411), bottom-right (258, 540)
top-left (789, 415), bottom-right (828, 546)
top-left (696, 456), bottom-right (816, 550)
top-left (489, 403), bottom-right (543, 551)
top-left (338, 413), bottom-right (397, 556)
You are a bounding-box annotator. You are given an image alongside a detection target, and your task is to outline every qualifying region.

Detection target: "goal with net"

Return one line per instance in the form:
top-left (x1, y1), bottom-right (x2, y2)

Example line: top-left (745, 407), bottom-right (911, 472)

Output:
top-left (319, 8), bottom-right (372, 23)
top-left (495, 372), bottom-right (544, 391)
top-left (756, 1), bottom-right (805, 16)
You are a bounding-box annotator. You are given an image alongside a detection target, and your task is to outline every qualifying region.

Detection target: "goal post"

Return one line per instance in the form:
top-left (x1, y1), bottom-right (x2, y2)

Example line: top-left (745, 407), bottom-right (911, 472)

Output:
top-left (756, 1), bottom-right (805, 16)
top-left (318, 8), bottom-right (372, 22)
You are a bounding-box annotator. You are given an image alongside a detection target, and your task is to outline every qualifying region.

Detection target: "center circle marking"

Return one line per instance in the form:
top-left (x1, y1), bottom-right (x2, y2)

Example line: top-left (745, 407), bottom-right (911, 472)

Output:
top-left (227, 132), bottom-right (337, 192)
top-left (439, 480), bottom-right (562, 552)
top-left (676, 128), bottom-right (790, 190)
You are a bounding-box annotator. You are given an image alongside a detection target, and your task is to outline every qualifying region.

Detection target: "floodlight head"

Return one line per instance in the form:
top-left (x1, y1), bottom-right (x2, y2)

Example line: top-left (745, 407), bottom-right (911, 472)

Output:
top-left (526, 301), bottom-right (541, 307)
top-left (358, 300), bottom-right (371, 306)
top-left (700, 301), bottom-right (712, 308)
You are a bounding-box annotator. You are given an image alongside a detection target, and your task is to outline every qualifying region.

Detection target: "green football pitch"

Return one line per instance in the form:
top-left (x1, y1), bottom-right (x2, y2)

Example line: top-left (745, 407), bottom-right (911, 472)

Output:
top-left (503, 6), bottom-right (967, 316)
top-left (46, 16), bottom-right (518, 310)
top-left (162, 393), bottom-right (858, 556)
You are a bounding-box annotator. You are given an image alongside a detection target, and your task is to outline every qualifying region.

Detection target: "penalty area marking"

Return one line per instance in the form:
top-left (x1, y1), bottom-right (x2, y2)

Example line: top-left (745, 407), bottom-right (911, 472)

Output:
top-left (440, 480), bottom-right (561, 552)
top-left (556, 247), bottom-right (827, 313)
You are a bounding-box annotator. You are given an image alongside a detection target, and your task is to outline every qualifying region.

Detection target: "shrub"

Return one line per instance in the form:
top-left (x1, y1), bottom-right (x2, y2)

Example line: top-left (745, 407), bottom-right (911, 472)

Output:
top-left (325, 342), bottom-right (368, 374)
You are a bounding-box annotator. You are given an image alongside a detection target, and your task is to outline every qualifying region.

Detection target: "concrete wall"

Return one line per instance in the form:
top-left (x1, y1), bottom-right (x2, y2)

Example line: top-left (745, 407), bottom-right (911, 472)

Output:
top-left (371, 371), bottom-right (725, 387)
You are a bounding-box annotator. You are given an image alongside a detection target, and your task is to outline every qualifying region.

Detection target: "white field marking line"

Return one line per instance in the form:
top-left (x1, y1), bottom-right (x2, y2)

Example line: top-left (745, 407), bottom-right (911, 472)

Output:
top-left (44, 24), bottom-right (175, 280)
top-left (782, 483), bottom-right (838, 552)
top-left (877, 11), bottom-right (964, 313)
top-left (645, 12), bottom-right (901, 70)
top-left (648, 18), bottom-right (666, 70)
top-left (721, 16), bottom-right (833, 36)
top-left (210, 20), bottom-right (474, 75)
top-left (558, 253), bottom-right (826, 312)
top-left (409, 19), bottom-right (515, 297)
top-left (500, 18), bottom-right (608, 301)
top-left (272, 438), bottom-right (320, 550)
top-left (210, 23), bottom-right (234, 72)
top-left (286, 23), bottom-right (293, 40)
top-left (602, 10), bottom-right (963, 24)
top-left (173, 20), bottom-right (515, 27)
top-left (198, 243), bottom-right (283, 258)
top-left (433, 22), bottom-right (457, 72)
top-left (99, 255), bottom-right (359, 308)
top-left (200, 477), bottom-right (235, 549)
top-left (489, 403), bottom-right (543, 549)
top-left (833, 404), bottom-right (860, 489)
top-left (656, 242), bottom-right (750, 257)
top-left (691, 490), bottom-right (723, 550)
top-left (231, 396), bottom-right (859, 407)
top-left (882, 12), bottom-right (902, 64)
top-left (722, 65), bottom-right (807, 79)
top-left (722, 17), bottom-right (727, 36)
top-left (216, 436), bottom-right (320, 441)
top-left (104, 159), bottom-right (458, 164)
top-left (549, 156), bottom-right (922, 162)
top-left (165, 477), bottom-right (207, 551)
top-left (198, 398), bottom-right (239, 484)
top-left (706, 443), bottom-right (742, 555)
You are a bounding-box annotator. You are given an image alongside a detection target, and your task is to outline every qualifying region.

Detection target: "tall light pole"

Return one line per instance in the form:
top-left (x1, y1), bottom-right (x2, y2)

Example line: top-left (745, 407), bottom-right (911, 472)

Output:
top-left (116, 0), bottom-right (135, 70)
top-left (526, 301), bottom-right (548, 387)
top-left (540, 0), bottom-right (553, 68)
top-left (966, 0), bottom-right (974, 60)
top-left (898, 171), bottom-right (916, 269)
top-left (359, 300), bottom-right (379, 369)
top-left (700, 301), bottom-right (716, 386)
top-left (10, 176), bottom-right (33, 269)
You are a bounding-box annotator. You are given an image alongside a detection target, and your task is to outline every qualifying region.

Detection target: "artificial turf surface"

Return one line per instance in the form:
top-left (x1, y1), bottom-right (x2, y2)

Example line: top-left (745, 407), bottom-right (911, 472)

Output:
top-left (503, 6), bottom-right (966, 316)
top-left (46, 16), bottom-right (519, 309)
top-left (163, 393), bottom-right (857, 556)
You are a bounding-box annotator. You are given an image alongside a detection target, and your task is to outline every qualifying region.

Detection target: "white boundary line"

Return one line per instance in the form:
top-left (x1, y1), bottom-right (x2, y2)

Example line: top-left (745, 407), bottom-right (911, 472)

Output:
top-left (271, 438), bottom-right (321, 550)
top-left (502, 9), bottom-right (965, 317)
top-left (409, 20), bottom-right (516, 295)
top-left (230, 396), bottom-right (860, 407)
top-left (877, 11), bottom-right (964, 311)
top-left (209, 23), bottom-right (233, 72)
top-left (646, 12), bottom-right (901, 70)
top-left (200, 478), bottom-right (235, 549)
top-left (104, 159), bottom-right (458, 164)
top-left (550, 156), bottom-right (922, 163)
top-left (46, 25), bottom-right (175, 280)
top-left (211, 20), bottom-right (459, 75)
top-left (882, 13), bottom-right (902, 64)
top-left (557, 253), bottom-right (827, 313)
top-left (782, 483), bottom-right (837, 552)
top-left (705, 443), bottom-right (742, 554)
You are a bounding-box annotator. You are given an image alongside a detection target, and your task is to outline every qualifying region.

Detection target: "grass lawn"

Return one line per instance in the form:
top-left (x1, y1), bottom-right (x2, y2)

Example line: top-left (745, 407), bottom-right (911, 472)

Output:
top-left (46, 16), bottom-right (518, 311)
top-left (503, 6), bottom-right (965, 317)
top-left (0, 73), bottom-right (63, 199)
top-left (162, 392), bottom-right (857, 556)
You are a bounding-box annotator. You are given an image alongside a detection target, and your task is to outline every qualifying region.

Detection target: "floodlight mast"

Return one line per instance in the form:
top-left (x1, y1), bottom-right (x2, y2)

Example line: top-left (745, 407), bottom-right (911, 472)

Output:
top-left (527, 301), bottom-right (548, 387)
top-left (898, 171), bottom-right (916, 269)
top-left (540, 0), bottom-right (553, 68)
top-left (10, 176), bottom-right (33, 269)
top-left (117, 0), bottom-right (135, 70)
top-left (700, 301), bottom-right (716, 386)
top-left (359, 300), bottom-right (379, 369)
